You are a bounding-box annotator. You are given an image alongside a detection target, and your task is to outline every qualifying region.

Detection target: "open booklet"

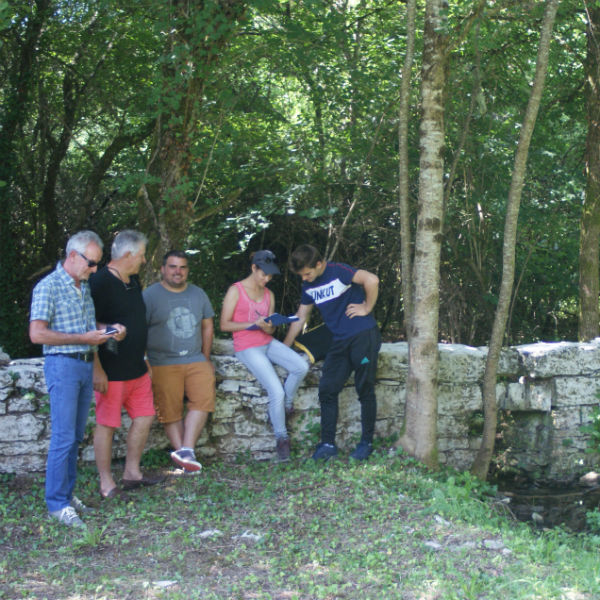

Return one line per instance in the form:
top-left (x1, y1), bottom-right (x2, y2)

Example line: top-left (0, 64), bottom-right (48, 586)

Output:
top-left (246, 313), bottom-right (299, 330)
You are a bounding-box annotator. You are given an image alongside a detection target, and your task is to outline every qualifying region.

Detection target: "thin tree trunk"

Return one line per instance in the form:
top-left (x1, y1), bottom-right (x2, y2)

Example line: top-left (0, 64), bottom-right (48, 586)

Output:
top-left (397, 0), bottom-right (491, 463)
top-left (471, 0), bottom-right (559, 480)
top-left (578, 1), bottom-right (600, 341)
top-left (398, 0), bottom-right (417, 338)
top-left (398, 0), bottom-right (447, 468)
top-left (80, 121), bottom-right (155, 218)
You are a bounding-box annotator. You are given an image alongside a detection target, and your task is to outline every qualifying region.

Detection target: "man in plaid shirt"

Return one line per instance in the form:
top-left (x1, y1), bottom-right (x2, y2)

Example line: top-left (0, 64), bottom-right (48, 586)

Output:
top-left (29, 231), bottom-right (125, 528)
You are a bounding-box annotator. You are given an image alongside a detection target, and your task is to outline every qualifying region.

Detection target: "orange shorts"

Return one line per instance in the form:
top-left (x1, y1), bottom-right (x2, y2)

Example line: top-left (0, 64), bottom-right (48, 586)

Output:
top-left (95, 373), bottom-right (155, 428)
top-left (150, 361), bottom-right (216, 424)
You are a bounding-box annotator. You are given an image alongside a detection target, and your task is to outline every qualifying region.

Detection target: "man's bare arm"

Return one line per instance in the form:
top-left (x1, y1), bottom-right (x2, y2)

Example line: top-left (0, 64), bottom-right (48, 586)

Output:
top-left (346, 269), bottom-right (379, 318)
top-left (283, 303), bottom-right (313, 346)
top-left (201, 317), bottom-right (214, 361)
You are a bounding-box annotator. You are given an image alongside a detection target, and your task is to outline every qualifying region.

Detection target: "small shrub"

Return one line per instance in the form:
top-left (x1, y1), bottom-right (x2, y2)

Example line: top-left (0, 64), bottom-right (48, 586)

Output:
top-left (140, 447), bottom-right (171, 468)
top-left (580, 405), bottom-right (600, 455)
top-left (586, 508), bottom-right (600, 533)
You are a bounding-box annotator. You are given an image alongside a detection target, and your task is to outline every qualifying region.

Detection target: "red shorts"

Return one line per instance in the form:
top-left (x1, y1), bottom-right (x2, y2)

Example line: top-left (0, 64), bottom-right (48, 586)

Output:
top-left (95, 372), bottom-right (155, 428)
top-left (151, 361), bottom-right (216, 424)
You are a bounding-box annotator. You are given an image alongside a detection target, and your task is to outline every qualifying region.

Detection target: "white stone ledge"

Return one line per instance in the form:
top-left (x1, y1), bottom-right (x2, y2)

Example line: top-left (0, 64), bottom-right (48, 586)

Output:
top-left (1, 339), bottom-right (600, 481)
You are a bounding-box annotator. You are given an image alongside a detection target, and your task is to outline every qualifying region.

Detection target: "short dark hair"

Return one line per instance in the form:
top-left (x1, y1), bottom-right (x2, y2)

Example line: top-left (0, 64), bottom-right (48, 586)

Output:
top-left (289, 245), bottom-right (322, 273)
top-left (162, 250), bottom-right (188, 265)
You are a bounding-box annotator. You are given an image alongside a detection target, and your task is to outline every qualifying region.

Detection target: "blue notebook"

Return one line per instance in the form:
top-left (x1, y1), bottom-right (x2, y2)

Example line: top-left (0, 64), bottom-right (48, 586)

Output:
top-left (246, 313), bottom-right (299, 330)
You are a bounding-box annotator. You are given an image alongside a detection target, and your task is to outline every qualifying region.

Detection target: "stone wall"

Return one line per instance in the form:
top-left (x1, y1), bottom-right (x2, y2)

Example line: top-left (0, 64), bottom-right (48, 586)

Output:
top-left (2, 339), bottom-right (600, 482)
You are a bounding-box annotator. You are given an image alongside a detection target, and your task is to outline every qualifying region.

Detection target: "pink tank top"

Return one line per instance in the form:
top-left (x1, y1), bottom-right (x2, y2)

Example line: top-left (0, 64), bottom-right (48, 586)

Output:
top-left (232, 281), bottom-right (273, 352)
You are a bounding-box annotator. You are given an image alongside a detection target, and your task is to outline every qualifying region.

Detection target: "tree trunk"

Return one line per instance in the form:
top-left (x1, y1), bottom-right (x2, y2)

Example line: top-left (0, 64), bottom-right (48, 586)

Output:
top-left (40, 66), bottom-right (79, 257)
top-left (398, 0), bottom-right (417, 338)
top-left (139, 0), bottom-right (246, 271)
top-left (578, 3), bottom-right (600, 341)
top-left (471, 0), bottom-right (559, 480)
top-left (398, 0), bottom-right (447, 468)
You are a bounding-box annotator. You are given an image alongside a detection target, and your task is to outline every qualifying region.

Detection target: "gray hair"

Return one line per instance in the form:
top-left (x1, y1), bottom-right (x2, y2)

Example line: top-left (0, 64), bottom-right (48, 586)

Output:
top-left (65, 231), bottom-right (103, 255)
top-left (111, 230), bottom-right (148, 260)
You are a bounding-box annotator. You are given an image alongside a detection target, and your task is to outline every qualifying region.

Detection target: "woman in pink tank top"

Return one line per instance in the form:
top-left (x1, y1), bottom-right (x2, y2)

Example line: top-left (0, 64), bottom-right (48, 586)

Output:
top-left (220, 250), bottom-right (308, 462)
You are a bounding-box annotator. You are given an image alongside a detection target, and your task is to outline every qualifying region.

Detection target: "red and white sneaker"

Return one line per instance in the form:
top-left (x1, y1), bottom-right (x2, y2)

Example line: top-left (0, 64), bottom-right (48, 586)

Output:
top-left (170, 448), bottom-right (202, 472)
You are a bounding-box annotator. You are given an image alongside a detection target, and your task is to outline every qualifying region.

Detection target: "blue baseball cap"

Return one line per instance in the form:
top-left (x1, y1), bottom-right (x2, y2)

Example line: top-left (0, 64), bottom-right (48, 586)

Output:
top-left (252, 250), bottom-right (280, 275)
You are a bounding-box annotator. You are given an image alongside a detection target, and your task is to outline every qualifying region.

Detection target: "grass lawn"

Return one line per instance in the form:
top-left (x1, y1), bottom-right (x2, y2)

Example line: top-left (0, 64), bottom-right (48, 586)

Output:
top-left (1, 445), bottom-right (599, 600)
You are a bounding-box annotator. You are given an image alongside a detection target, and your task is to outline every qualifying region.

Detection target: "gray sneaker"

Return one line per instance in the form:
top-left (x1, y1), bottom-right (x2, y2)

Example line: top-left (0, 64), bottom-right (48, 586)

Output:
top-left (49, 506), bottom-right (87, 528)
top-left (70, 496), bottom-right (93, 514)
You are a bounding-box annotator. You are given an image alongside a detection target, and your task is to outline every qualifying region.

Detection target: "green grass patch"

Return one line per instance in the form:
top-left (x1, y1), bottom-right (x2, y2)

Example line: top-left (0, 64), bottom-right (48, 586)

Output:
top-left (1, 449), bottom-right (599, 599)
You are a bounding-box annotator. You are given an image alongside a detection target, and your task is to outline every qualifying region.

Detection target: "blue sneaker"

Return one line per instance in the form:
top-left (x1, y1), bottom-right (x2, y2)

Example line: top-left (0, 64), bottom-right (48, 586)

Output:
top-left (312, 442), bottom-right (338, 461)
top-left (171, 448), bottom-right (202, 472)
top-left (350, 441), bottom-right (373, 461)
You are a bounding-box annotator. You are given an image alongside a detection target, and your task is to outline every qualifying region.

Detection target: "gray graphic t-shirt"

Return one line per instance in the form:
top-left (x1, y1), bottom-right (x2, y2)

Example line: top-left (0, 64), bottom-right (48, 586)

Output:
top-left (143, 282), bottom-right (214, 366)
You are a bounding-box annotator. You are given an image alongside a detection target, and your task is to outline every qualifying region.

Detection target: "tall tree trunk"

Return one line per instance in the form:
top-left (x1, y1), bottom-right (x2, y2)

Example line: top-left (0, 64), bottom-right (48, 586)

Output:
top-left (40, 66), bottom-right (79, 257)
top-left (139, 0), bottom-right (246, 271)
top-left (398, 0), bottom-right (417, 338)
top-left (578, 2), bottom-right (600, 341)
top-left (471, 0), bottom-right (559, 480)
top-left (398, 0), bottom-right (447, 468)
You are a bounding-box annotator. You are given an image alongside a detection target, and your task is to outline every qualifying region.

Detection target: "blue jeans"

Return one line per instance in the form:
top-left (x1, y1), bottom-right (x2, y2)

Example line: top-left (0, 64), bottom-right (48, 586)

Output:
top-left (236, 339), bottom-right (309, 438)
top-left (44, 355), bottom-right (94, 512)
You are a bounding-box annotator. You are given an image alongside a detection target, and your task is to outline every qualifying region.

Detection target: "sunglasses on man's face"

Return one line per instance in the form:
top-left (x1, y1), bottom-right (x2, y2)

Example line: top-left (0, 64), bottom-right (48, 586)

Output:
top-left (76, 251), bottom-right (99, 268)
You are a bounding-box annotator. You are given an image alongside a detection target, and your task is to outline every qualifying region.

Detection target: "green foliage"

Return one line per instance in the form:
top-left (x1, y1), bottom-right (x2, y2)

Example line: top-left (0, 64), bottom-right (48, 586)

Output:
top-left (140, 447), bottom-right (171, 469)
top-left (0, 0), bottom-right (592, 354)
top-left (72, 524), bottom-right (109, 550)
top-left (2, 457), bottom-right (600, 599)
top-left (580, 405), bottom-right (600, 455)
top-left (585, 507), bottom-right (600, 535)
top-left (294, 408), bottom-right (321, 448)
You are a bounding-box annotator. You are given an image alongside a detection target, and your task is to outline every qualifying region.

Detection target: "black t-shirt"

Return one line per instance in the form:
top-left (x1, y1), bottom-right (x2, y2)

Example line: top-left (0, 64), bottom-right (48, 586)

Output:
top-left (90, 266), bottom-right (148, 381)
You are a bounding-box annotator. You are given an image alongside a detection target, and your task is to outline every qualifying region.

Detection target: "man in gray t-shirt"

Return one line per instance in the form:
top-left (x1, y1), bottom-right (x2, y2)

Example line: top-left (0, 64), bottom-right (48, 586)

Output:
top-left (143, 251), bottom-right (216, 472)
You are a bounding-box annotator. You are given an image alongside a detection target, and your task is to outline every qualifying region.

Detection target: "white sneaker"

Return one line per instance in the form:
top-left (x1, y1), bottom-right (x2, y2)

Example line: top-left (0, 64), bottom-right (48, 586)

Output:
top-left (170, 448), bottom-right (202, 472)
top-left (49, 505), bottom-right (87, 528)
top-left (70, 496), bottom-right (93, 514)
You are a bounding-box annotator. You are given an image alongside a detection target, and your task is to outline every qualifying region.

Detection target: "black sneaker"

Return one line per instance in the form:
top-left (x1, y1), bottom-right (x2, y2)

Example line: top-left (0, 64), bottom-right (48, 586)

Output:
top-left (350, 441), bottom-right (373, 461)
top-left (312, 442), bottom-right (338, 461)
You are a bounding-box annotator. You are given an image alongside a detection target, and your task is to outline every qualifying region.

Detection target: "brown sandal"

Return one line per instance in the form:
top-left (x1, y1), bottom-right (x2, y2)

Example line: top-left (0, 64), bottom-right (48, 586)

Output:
top-left (100, 486), bottom-right (127, 500)
top-left (122, 474), bottom-right (165, 490)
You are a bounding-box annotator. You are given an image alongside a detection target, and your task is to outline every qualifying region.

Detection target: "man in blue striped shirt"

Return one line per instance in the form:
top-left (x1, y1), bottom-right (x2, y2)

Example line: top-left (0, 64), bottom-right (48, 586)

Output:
top-left (30, 231), bottom-right (124, 528)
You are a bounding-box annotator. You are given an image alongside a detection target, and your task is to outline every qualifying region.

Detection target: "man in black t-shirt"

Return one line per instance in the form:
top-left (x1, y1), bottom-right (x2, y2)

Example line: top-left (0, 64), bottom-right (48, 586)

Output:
top-left (90, 230), bottom-right (162, 498)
